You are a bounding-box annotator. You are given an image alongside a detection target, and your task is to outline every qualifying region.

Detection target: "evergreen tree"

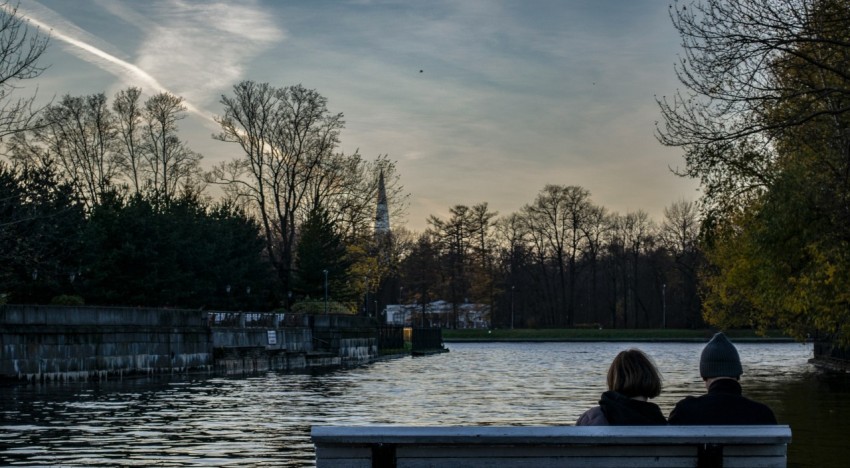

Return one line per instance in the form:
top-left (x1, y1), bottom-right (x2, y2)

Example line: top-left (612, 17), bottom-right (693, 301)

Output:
top-left (0, 161), bottom-right (85, 303)
top-left (294, 206), bottom-right (353, 306)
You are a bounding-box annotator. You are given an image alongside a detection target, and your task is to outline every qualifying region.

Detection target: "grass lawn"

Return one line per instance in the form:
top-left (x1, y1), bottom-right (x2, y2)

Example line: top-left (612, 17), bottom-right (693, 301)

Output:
top-left (441, 328), bottom-right (794, 342)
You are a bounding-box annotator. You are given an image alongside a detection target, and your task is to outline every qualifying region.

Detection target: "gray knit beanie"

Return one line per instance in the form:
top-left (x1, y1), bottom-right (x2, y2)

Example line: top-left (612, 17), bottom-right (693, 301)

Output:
top-left (699, 332), bottom-right (743, 379)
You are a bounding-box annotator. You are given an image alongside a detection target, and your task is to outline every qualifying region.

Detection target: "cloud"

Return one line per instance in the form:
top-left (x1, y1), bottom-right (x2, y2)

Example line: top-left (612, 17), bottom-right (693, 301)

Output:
top-left (14, 1), bottom-right (285, 123)
top-left (134, 0), bottom-right (285, 107)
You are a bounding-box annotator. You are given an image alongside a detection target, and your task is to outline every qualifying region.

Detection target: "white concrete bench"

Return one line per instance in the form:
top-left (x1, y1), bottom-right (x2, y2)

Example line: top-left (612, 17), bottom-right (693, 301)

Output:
top-left (311, 425), bottom-right (791, 467)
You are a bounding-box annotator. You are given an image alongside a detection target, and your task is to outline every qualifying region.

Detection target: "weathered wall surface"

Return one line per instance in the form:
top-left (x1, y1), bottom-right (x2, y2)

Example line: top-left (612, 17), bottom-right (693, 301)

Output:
top-left (311, 314), bottom-right (379, 365)
top-left (211, 314), bottom-right (380, 374)
top-left (1, 305), bottom-right (211, 382)
top-left (1, 306), bottom-right (383, 382)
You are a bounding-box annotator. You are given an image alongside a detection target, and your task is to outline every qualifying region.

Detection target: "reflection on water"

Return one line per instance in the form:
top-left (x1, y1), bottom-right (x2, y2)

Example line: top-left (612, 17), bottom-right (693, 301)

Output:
top-left (0, 342), bottom-right (846, 467)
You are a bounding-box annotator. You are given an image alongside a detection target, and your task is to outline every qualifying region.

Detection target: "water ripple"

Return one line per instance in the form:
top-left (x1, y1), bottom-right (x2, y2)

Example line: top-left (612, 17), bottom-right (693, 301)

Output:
top-left (0, 341), bottom-right (838, 467)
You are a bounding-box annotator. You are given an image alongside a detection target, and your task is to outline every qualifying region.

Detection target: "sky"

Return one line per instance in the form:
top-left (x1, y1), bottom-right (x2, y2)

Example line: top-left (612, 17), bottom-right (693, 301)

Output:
top-left (13, 0), bottom-right (699, 232)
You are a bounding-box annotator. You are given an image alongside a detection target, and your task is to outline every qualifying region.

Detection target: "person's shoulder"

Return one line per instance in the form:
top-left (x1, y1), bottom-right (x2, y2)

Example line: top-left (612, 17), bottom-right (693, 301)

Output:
top-left (576, 406), bottom-right (608, 426)
top-left (744, 396), bottom-right (778, 423)
top-left (668, 395), bottom-right (702, 424)
top-left (672, 395), bottom-right (699, 407)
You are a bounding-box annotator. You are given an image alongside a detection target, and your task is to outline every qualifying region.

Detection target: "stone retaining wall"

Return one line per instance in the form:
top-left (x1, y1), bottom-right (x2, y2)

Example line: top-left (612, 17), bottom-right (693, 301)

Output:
top-left (1, 305), bottom-right (211, 382)
top-left (1, 306), bottom-right (383, 382)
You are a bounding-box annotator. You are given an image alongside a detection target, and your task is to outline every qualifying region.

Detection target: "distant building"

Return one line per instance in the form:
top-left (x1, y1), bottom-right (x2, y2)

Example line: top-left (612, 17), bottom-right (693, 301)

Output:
top-left (385, 300), bottom-right (490, 329)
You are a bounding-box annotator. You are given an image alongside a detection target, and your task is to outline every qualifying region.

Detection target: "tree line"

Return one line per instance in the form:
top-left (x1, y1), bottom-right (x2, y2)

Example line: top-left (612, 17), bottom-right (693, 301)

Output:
top-left (0, 81), bottom-right (404, 310)
top-left (396, 191), bottom-right (704, 329)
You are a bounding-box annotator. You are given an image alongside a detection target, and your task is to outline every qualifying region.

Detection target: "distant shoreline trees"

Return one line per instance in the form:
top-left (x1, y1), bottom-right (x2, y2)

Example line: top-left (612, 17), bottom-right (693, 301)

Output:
top-left (400, 189), bottom-right (704, 330)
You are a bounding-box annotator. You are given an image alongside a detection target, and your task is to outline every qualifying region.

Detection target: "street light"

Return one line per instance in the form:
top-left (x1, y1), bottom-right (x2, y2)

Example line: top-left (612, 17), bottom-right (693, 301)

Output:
top-left (323, 269), bottom-right (329, 314)
top-left (662, 283), bottom-right (667, 329)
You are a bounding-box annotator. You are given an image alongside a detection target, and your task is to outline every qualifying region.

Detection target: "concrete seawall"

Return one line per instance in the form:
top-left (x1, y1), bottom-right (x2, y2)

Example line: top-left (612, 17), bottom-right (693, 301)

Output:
top-left (1, 305), bottom-right (211, 382)
top-left (1, 306), bottom-right (382, 382)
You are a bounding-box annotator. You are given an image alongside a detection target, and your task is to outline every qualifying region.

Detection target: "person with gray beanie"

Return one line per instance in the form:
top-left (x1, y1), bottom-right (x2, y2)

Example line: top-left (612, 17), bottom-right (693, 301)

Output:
top-left (668, 332), bottom-right (777, 425)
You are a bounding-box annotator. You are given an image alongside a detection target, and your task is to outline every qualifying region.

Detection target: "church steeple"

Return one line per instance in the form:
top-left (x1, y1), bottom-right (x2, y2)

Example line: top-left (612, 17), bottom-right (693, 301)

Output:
top-left (374, 168), bottom-right (390, 235)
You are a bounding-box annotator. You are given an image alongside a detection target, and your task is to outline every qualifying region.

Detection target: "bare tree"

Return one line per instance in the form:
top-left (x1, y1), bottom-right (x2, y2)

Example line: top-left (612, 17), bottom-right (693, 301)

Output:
top-left (580, 204), bottom-right (610, 324)
top-left (211, 81), bottom-right (344, 297)
top-left (523, 185), bottom-right (592, 327)
top-left (660, 199), bottom-right (700, 259)
top-left (656, 0), bottom-right (850, 212)
top-left (36, 93), bottom-right (119, 211)
top-left (305, 153), bottom-right (407, 242)
top-left (0, 2), bottom-right (50, 137)
top-left (494, 213), bottom-right (531, 327)
top-left (113, 87), bottom-right (144, 195)
top-left (143, 92), bottom-right (200, 201)
top-left (660, 199), bottom-right (703, 328)
top-left (618, 211), bottom-right (656, 328)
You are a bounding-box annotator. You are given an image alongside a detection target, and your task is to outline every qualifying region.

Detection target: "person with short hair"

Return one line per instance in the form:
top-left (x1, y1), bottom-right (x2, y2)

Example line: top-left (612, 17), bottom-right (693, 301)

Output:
top-left (668, 332), bottom-right (777, 425)
top-left (576, 348), bottom-right (667, 425)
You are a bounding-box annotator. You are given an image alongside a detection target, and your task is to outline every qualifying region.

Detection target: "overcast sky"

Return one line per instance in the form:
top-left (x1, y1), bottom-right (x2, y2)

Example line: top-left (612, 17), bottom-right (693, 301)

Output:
top-left (16, 0), bottom-right (699, 232)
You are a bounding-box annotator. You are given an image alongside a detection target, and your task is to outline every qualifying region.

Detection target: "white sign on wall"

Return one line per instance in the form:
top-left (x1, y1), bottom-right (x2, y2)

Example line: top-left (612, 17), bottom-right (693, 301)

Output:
top-left (267, 330), bottom-right (277, 345)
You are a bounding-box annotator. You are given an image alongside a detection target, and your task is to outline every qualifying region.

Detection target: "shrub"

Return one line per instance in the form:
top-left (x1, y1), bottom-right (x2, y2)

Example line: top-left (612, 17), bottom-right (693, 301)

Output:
top-left (291, 299), bottom-right (356, 315)
top-left (50, 295), bottom-right (85, 306)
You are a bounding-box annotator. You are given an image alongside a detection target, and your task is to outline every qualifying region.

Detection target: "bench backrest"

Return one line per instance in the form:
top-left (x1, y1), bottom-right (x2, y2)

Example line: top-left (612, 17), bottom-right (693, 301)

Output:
top-left (311, 425), bottom-right (791, 467)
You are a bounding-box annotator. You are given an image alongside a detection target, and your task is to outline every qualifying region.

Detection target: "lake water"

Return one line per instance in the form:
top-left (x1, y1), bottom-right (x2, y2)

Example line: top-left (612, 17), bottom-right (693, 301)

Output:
top-left (1, 341), bottom-right (847, 467)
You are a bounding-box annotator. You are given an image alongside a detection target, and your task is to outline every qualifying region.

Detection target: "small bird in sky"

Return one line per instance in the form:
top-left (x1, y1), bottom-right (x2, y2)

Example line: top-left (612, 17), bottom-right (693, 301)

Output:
top-left (419, 69), bottom-right (423, 73)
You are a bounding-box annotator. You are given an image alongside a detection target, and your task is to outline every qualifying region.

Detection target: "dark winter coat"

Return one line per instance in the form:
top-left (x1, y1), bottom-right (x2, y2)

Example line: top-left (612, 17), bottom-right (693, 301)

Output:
top-left (575, 391), bottom-right (667, 426)
top-left (668, 378), bottom-right (777, 425)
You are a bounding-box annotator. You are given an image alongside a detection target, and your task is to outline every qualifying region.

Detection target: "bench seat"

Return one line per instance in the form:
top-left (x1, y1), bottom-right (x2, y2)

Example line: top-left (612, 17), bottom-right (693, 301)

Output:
top-left (311, 425), bottom-right (791, 467)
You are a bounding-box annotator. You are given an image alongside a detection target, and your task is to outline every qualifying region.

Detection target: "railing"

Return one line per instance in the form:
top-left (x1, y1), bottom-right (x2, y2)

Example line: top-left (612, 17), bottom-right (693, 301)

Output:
top-left (207, 312), bottom-right (310, 328)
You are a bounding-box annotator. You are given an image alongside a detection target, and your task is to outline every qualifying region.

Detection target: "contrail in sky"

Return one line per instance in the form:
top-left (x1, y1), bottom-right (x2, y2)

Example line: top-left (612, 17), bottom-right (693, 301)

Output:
top-left (6, 3), bottom-right (212, 121)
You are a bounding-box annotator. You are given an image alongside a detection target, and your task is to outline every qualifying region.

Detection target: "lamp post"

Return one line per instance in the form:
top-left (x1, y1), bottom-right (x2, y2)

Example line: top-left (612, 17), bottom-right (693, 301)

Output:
top-left (323, 269), bottom-right (329, 314)
top-left (662, 283), bottom-right (667, 329)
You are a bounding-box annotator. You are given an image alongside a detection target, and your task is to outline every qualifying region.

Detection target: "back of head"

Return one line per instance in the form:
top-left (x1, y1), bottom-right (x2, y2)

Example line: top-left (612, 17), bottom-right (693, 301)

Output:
top-left (700, 332), bottom-right (743, 379)
top-left (607, 348), bottom-right (662, 399)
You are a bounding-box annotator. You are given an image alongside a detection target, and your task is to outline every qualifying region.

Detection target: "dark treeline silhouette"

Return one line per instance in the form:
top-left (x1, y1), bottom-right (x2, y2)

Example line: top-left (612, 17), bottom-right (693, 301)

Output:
top-left (399, 190), bottom-right (705, 329)
top-left (1, 161), bottom-right (276, 309)
top-left (0, 82), bottom-right (402, 311)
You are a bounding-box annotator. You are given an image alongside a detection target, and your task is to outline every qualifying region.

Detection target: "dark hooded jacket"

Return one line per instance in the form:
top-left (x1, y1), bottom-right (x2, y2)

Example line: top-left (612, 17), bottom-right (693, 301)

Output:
top-left (576, 391), bottom-right (667, 426)
top-left (668, 378), bottom-right (777, 425)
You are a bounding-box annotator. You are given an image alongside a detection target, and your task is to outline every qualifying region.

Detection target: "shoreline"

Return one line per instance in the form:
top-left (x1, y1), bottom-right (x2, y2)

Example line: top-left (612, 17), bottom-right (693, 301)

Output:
top-left (440, 328), bottom-right (799, 344)
top-left (443, 338), bottom-right (810, 343)
top-left (444, 337), bottom-right (798, 343)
